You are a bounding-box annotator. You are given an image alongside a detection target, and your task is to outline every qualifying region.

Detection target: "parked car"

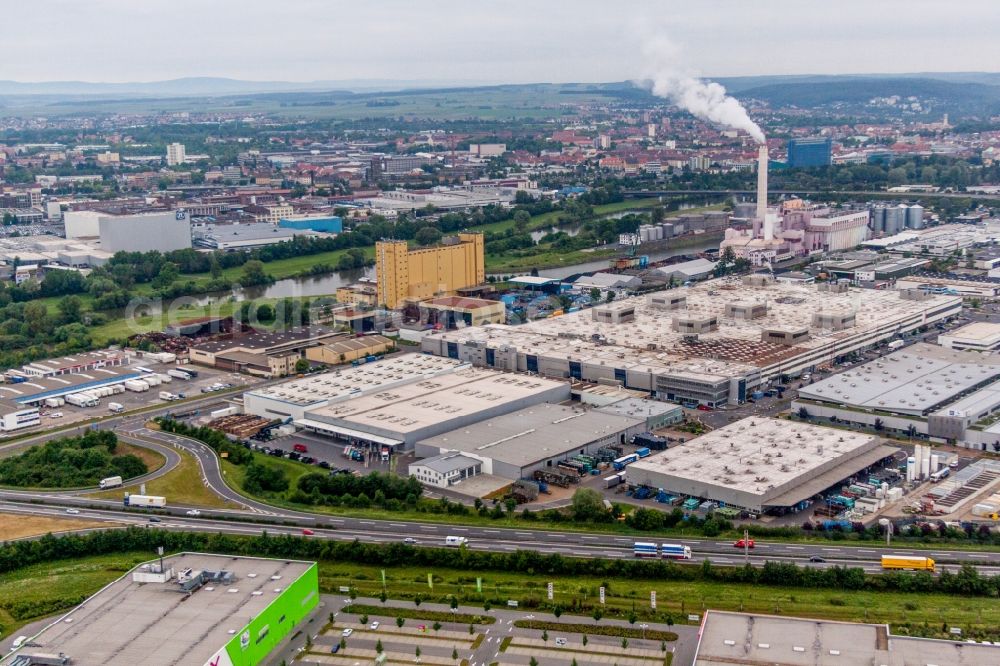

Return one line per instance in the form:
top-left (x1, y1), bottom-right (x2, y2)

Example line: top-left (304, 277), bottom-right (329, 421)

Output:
top-left (555, 638), bottom-right (567, 646)
top-left (331, 644), bottom-right (340, 654)
top-left (370, 621), bottom-right (380, 630)
top-left (341, 628), bottom-right (353, 637)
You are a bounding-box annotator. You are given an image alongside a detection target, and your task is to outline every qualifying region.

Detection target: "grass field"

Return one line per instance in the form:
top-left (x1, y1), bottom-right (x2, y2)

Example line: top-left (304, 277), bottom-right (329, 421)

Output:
top-left (221, 451), bottom-right (319, 500)
top-left (86, 448), bottom-right (240, 509)
top-left (114, 441), bottom-right (167, 474)
top-left (0, 552), bottom-right (149, 637)
top-left (321, 561), bottom-right (1000, 641)
top-left (0, 513), bottom-right (115, 541)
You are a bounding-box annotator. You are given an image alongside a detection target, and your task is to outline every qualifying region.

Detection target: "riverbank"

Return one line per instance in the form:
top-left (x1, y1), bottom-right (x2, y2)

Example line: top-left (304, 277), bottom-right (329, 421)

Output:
top-left (485, 202), bottom-right (726, 274)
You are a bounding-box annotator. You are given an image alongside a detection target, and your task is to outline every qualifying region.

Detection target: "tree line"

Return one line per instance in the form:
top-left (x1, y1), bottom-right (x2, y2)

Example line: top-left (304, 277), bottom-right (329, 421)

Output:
top-left (3, 528), bottom-right (1000, 601)
top-left (0, 431), bottom-right (146, 488)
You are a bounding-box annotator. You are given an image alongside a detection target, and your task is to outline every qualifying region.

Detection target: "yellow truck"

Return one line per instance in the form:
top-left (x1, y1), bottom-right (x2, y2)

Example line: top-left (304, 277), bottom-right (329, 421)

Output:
top-left (881, 555), bottom-right (935, 571)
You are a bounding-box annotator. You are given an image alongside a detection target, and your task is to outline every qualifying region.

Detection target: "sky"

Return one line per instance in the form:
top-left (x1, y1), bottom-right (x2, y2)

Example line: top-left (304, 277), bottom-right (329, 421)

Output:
top-left (5, 0), bottom-right (999, 84)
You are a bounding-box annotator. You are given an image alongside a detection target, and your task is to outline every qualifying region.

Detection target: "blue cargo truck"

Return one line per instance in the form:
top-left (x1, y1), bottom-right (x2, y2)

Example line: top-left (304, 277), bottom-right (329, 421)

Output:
top-left (633, 542), bottom-right (658, 558)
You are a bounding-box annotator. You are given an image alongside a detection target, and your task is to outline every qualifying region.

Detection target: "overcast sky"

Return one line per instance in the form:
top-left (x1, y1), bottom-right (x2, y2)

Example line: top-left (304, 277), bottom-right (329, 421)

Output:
top-left (6, 0), bottom-right (999, 83)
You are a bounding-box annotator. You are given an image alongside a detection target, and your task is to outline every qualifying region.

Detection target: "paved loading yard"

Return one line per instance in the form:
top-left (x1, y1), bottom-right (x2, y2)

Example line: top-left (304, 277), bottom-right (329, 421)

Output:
top-left (281, 596), bottom-right (696, 666)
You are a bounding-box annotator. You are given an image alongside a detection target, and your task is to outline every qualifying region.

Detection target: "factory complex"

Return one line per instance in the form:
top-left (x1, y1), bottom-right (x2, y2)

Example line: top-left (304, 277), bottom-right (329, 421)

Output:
top-left (1, 553), bottom-right (319, 666)
top-left (413, 402), bottom-right (646, 481)
top-left (694, 610), bottom-right (999, 666)
top-left (421, 276), bottom-right (962, 407)
top-left (628, 418), bottom-right (897, 513)
top-left (244, 355), bottom-right (570, 449)
top-left (793, 343), bottom-right (1000, 449)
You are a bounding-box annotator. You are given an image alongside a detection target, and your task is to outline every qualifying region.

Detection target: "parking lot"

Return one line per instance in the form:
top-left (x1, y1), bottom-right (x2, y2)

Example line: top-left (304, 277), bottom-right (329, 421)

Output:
top-left (18, 363), bottom-right (263, 436)
top-left (281, 596), bottom-right (696, 666)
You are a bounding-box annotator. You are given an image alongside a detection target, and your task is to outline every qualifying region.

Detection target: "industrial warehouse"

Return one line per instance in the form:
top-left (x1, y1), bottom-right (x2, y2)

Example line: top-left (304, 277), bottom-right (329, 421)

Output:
top-left (421, 276), bottom-right (961, 407)
top-left (413, 402), bottom-right (647, 481)
top-left (244, 355), bottom-right (570, 448)
top-left (693, 610), bottom-right (1000, 666)
top-left (1, 553), bottom-right (319, 666)
top-left (627, 418), bottom-right (899, 514)
top-left (793, 343), bottom-right (1000, 449)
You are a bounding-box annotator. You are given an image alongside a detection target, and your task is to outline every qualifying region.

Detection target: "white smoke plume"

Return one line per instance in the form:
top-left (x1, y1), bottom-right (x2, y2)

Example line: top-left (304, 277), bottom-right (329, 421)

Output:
top-left (638, 36), bottom-right (765, 144)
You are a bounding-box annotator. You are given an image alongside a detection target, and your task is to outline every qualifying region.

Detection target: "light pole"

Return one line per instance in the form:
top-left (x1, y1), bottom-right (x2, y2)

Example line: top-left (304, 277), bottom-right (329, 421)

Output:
top-left (640, 623), bottom-right (647, 640)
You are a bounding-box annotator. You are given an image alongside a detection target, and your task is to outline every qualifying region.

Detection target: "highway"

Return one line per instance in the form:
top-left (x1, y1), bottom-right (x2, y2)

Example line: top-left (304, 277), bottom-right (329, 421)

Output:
top-left (621, 188), bottom-right (1000, 201)
top-left (2, 499), bottom-right (996, 576)
top-left (3, 392), bottom-right (1000, 575)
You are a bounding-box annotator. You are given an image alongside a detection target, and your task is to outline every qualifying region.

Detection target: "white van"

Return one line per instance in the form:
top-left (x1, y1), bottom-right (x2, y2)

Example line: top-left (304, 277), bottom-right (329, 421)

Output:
top-left (444, 536), bottom-right (468, 547)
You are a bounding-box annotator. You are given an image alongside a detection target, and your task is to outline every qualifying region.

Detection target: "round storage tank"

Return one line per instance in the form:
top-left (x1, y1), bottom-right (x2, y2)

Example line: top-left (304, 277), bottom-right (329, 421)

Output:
top-left (906, 204), bottom-right (924, 229)
top-left (870, 206), bottom-right (887, 234)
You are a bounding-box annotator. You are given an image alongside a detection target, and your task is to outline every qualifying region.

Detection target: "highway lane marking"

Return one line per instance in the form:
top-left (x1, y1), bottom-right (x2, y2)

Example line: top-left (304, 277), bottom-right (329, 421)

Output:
top-left (858, 549), bottom-right (877, 553)
top-left (360, 520), bottom-right (374, 525)
top-left (821, 548), bottom-right (840, 551)
top-left (453, 528), bottom-right (469, 532)
top-left (787, 546), bottom-right (804, 550)
top-left (390, 523), bottom-right (406, 527)
top-left (484, 530), bottom-right (500, 534)
top-left (968, 554), bottom-right (988, 559)
top-left (581, 536), bottom-right (598, 540)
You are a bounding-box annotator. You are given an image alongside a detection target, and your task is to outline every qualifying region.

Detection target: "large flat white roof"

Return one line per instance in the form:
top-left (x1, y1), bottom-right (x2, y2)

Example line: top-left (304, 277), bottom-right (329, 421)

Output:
top-left (940, 321), bottom-right (1000, 345)
top-left (246, 355), bottom-right (464, 407)
top-left (695, 610), bottom-right (1000, 666)
top-left (417, 403), bottom-right (643, 468)
top-left (799, 343), bottom-right (1000, 416)
top-left (630, 417), bottom-right (878, 499)
top-left (306, 366), bottom-right (568, 434)
top-left (7, 553), bottom-right (313, 666)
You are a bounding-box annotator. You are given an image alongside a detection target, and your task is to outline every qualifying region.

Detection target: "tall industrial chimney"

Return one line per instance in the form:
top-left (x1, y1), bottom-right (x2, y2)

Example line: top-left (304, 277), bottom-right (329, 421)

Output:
top-left (756, 145), bottom-right (768, 222)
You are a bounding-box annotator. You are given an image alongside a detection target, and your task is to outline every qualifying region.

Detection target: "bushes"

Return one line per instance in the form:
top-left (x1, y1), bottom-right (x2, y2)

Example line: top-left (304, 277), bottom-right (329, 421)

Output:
top-left (242, 463), bottom-right (289, 494)
top-left (155, 418), bottom-right (252, 465)
top-left (296, 471), bottom-right (422, 505)
top-left (0, 431), bottom-right (147, 488)
top-left (512, 620), bottom-right (677, 642)
top-left (1, 595), bottom-right (86, 621)
top-left (343, 604), bottom-right (493, 625)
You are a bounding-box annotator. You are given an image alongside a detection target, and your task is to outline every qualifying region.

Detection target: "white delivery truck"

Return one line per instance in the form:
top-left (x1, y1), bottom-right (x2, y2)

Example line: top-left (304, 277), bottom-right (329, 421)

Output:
top-left (123, 494), bottom-right (166, 508)
top-left (124, 379), bottom-right (149, 392)
top-left (108, 402), bottom-right (125, 413)
top-left (100, 475), bottom-right (123, 489)
top-left (159, 391), bottom-right (176, 401)
top-left (167, 369), bottom-right (191, 380)
top-left (445, 536), bottom-right (468, 547)
top-left (65, 392), bottom-right (99, 407)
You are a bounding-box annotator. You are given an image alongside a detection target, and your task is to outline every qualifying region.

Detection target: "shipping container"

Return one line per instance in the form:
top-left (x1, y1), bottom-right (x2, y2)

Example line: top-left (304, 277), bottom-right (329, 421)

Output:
top-left (124, 379), bottom-right (150, 392)
top-left (167, 369), bottom-right (192, 380)
top-left (65, 392), bottom-right (99, 407)
top-left (881, 555), bottom-right (934, 571)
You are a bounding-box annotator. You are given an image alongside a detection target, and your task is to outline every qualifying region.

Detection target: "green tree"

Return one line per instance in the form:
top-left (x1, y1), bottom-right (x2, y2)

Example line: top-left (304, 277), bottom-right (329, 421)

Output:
top-left (415, 646), bottom-right (421, 659)
top-left (151, 261), bottom-right (179, 289)
top-left (589, 287), bottom-right (601, 302)
top-left (542, 630), bottom-right (548, 642)
top-left (376, 639), bottom-right (383, 653)
top-left (57, 295), bottom-right (83, 324)
top-left (396, 616), bottom-right (405, 628)
top-left (582, 635), bottom-right (588, 646)
top-left (415, 226), bottom-right (443, 246)
top-left (571, 488), bottom-right (607, 521)
top-left (209, 255), bottom-right (223, 279)
top-left (240, 259), bottom-right (270, 286)
top-left (512, 209), bottom-right (531, 233)
top-left (452, 648), bottom-right (459, 660)
top-left (295, 358), bottom-right (311, 373)
top-left (433, 622), bottom-right (442, 633)
top-left (256, 303), bottom-right (275, 322)
top-left (592, 608), bottom-right (603, 622)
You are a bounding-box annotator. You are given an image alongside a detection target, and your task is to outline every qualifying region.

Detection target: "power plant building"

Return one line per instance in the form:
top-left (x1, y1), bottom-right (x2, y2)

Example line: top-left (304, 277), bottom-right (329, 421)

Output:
top-left (99, 210), bottom-right (192, 252)
top-left (376, 233), bottom-right (485, 309)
